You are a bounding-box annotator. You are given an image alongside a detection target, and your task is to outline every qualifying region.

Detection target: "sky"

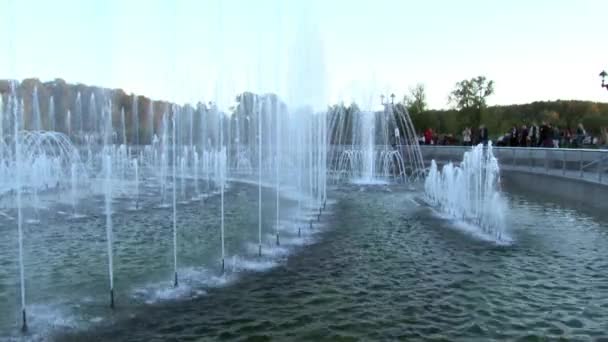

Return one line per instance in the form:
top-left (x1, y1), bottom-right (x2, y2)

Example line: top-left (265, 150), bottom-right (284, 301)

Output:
top-left (1, 0), bottom-right (607, 110)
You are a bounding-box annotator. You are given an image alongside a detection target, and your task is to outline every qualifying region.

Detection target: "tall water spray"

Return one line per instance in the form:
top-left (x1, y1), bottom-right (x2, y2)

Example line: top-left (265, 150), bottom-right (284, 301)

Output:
top-left (32, 86), bottom-right (41, 131)
top-left (66, 110), bottom-right (72, 136)
top-left (219, 108), bottom-right (226, 273)
top-left (12, 84), bottom-right (28, 331)
top-left (424, 143), bottom-right (508, 242)
top-left (160, 110), bottom-right (169, 206)
top-left (194, 150), bottom-right (199, 197)
top-left (48, 96), bottom-right (55, 132)
top-left (120, 108), bottom-right (127, 146)
top-left (75, 92), bottom-right (83, 137)
top-left (132, 95), bottom-right (139, 146)
top-left (275, 99), bottom-right (280, 246)
top-left (88, 94), bottom-right (97, 136)
top-left (104, 152), bottom-right (115, 308)
top-left (258, 98), bottom-right (263, 256)
top-left (0, 95), bottom-right (4, 142)
top-left (102, 97), bottom-right (115, 308)
top-left (133, 158), bottom-right (139, 209)
top-left (362, 111), bottom-right (375, 181)
top-left (148, 101), bottom-right (154, 144)
top-left (172, 106), bottom-right (178, 286)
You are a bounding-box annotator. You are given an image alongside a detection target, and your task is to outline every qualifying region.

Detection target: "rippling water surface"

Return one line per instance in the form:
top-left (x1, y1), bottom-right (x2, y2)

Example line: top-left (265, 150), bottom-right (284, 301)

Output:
top-left (2, 182), bottom-right (608, 341)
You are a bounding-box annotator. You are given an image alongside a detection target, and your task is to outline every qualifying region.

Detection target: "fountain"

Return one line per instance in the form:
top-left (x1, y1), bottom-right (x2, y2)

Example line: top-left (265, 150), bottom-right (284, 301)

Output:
top-left (329, 102), bottom-right (424, 184)
top-left (0, 77), bottom-right (331, 338)
top-left (0, 15), bottom-right (332, 335)
top-left (424, 142), bottom-right (508, 242)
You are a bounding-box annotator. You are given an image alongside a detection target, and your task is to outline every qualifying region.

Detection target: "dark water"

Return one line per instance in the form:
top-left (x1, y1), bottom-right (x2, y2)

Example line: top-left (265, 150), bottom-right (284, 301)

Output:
top-left (52, 184), bottom-right (608, 341)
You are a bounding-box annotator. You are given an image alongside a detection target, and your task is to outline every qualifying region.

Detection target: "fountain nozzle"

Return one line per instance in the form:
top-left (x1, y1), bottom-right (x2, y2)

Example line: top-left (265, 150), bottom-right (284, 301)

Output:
top-left (174, 272), bottom-right (178, 287)
top-left (110, 288), bottom-right (115, 309)
top-left (276, 233), bottom-right (280, 246)
top-left (258, 244), bottom-right (262, 257)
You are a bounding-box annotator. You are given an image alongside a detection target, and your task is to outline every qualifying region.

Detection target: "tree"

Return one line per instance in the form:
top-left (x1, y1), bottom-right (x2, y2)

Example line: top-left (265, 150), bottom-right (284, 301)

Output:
top-left (403, 83), bottom-right (427, 115)
top-left (449, 76), bottom-right (495, 128)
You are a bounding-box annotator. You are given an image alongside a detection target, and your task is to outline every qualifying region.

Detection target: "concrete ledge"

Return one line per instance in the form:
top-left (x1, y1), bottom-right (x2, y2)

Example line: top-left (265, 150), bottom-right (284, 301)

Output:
top-left (500, 169), bottom-right (608, 212)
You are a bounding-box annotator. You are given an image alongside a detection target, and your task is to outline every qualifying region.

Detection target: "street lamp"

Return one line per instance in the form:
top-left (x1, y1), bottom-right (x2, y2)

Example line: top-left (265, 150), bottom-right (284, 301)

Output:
top-left (600, 70), bottom-right (608, 91)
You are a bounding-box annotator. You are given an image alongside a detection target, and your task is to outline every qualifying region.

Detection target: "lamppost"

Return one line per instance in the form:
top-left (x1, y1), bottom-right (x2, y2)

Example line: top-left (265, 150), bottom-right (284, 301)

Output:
top-left (601, 70), bottom-right (608, 91)
top-left (380, 94), bottom-right (396, 106)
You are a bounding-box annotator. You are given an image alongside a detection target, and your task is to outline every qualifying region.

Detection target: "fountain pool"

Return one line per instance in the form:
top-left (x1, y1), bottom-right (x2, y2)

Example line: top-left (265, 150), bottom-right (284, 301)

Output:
top-left (44, 182), bottom-right (608, 341)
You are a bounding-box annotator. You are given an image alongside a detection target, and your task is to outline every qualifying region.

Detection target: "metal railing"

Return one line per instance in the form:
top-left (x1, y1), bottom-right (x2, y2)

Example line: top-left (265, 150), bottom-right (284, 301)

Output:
top-left (418, 145), bottom-right (608, 185)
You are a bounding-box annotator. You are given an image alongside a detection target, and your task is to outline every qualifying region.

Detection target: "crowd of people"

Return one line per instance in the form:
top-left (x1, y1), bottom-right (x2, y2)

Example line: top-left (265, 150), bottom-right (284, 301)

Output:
top-left (419, 123), bottom-right (608, 148)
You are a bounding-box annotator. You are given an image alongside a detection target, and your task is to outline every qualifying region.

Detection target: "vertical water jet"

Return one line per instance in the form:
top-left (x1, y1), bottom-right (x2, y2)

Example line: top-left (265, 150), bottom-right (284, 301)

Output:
top-left (12, 85), bottom-right (27, 332)
top-left (172, 106), bottom-right (178, 287)
top-left (258, 99), bottom-right (263, 257)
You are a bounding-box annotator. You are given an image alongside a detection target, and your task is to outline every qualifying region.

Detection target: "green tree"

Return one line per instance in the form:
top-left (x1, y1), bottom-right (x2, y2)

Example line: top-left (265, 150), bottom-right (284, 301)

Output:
top-left (449, 76), bottom-right (495, 128)
top-left (403, 83), bottom-right (427, 115)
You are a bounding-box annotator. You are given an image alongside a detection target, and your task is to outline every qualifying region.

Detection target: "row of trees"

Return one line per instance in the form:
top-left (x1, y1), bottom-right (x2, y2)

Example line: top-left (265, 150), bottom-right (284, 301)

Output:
top-left (403, 77), bottom-right (608, 137)
top-left (4, 77), bottom-right (607, 143)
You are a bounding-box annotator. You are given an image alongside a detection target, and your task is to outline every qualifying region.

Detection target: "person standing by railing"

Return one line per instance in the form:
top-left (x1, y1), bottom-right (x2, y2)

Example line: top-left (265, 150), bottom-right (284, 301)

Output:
top-left (424, 128), bottom-right (433, 145)
top-left (529, 122), bottom-right (539, 147)
top-left (509, 126), bottom-right (519, 146)
top-left (520, 125), bottom-right (529, 147)
top-left (552, 124), bottom-right (560, 148)
top-left (539, 121), bottom-right (551, 147)
top-left (564, 127), bottom-right (573, 147)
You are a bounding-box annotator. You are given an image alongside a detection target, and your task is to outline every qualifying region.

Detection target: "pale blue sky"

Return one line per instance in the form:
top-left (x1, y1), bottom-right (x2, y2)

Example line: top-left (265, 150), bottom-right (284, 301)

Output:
top-left (2, 0), bottom-right (607, 109)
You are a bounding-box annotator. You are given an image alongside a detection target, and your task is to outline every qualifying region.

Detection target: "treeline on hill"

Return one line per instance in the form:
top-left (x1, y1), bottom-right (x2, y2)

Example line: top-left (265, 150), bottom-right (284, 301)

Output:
top-left (0, 78), bottom-right (175, 144)
top-left (3, 78), bottom-right (607, 143)
top-left (0, 78), bottom-right (286, 146)
top-left (411, 101), bottom-right (608, 138)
